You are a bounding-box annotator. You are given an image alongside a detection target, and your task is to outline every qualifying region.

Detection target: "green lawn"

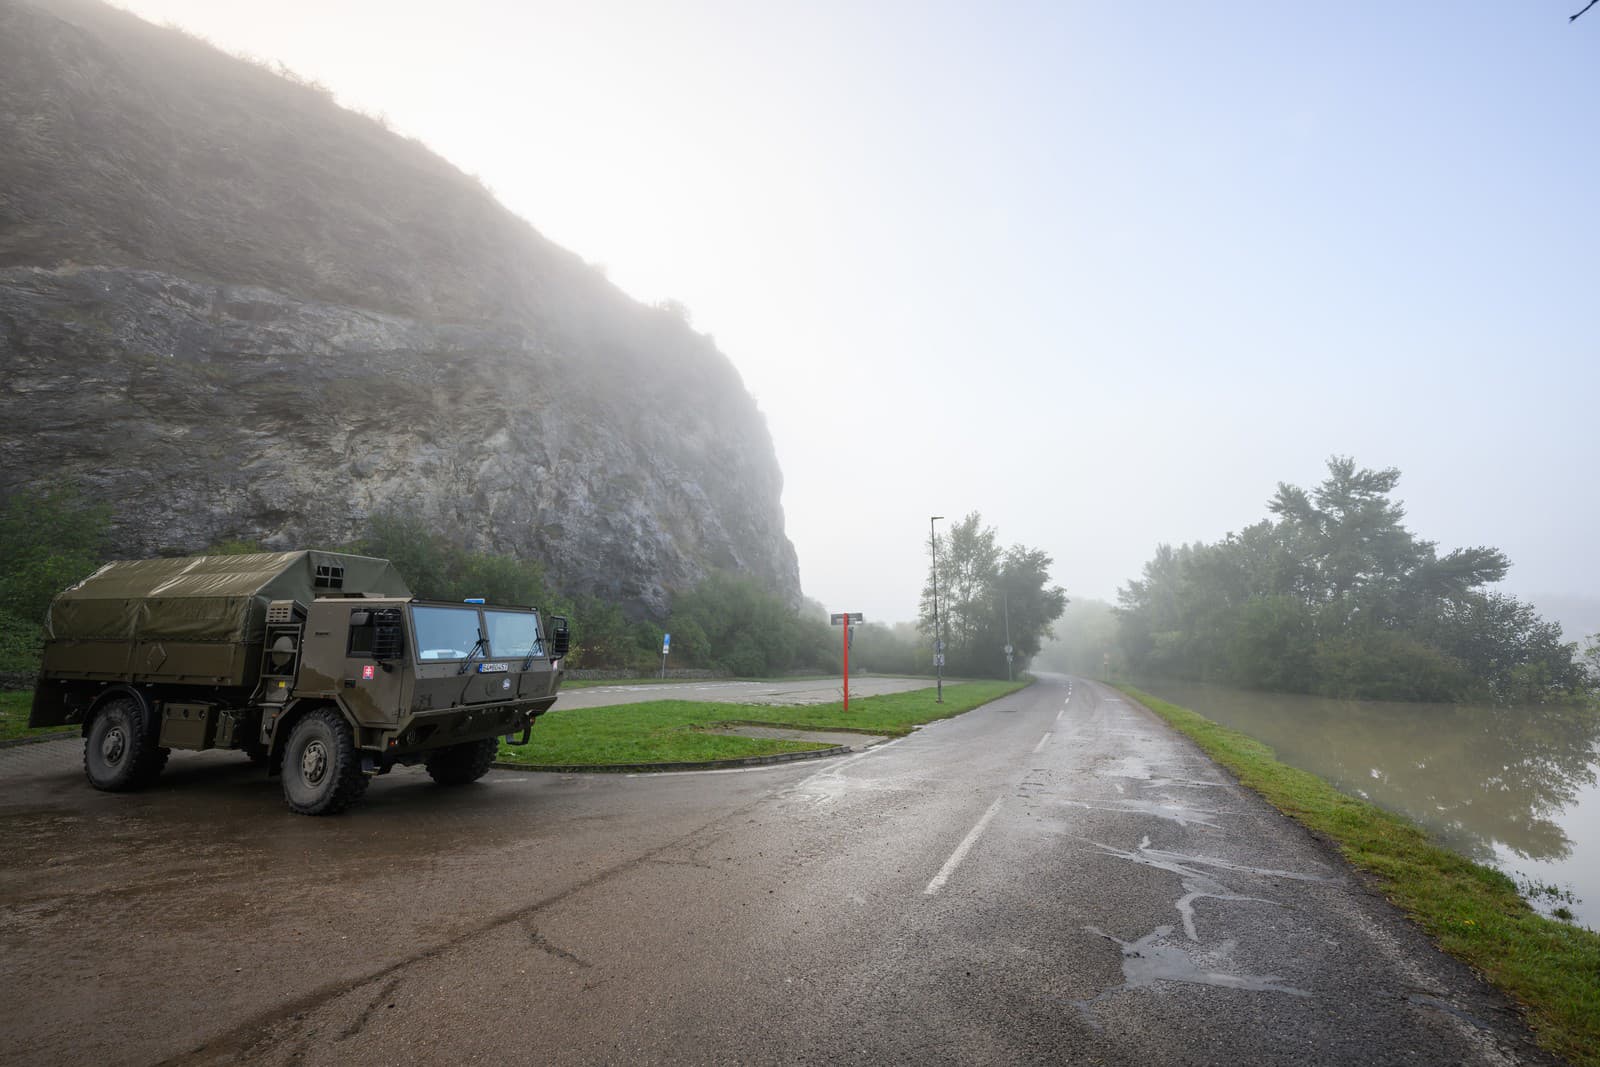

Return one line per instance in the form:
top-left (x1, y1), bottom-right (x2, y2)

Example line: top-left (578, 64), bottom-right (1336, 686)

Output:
top-left (1119, 685), bottom-right (1600, 1067)
top-left (499, 679), bottom-right (1028, 767)
top-left (0, 690), bottom-right (74, 743)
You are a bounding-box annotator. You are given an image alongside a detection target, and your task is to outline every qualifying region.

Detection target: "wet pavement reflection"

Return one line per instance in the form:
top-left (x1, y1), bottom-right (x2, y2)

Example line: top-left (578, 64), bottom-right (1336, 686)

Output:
top-left (1131, 679), bottom-right (1600, 929)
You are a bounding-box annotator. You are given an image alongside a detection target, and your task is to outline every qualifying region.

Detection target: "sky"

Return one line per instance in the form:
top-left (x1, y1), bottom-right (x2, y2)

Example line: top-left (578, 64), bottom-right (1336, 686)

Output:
top-left (110, 0), bottom-right (1600, 632)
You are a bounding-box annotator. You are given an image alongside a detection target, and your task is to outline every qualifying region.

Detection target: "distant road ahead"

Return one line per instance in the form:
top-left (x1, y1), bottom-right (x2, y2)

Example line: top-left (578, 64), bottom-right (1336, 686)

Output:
top-left (554, 674), bottom-right (936, 709)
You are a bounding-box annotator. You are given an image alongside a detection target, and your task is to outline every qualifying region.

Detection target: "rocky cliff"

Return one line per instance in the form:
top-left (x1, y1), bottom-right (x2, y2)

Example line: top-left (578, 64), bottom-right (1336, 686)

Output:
top-left (0, 0), bottom-right (799, 616)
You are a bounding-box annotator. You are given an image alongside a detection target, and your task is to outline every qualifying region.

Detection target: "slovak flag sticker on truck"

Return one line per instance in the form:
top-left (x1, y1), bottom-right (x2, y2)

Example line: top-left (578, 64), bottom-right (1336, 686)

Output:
top-left (362, 664), bottom-right (376, 680)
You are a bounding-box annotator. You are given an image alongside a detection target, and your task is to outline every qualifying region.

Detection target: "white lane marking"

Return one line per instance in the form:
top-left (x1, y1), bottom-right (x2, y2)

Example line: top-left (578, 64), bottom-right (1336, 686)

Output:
top-left (924, 797), bottom-right (1005, 896)
top-left (1056, 708), bottom-right (1065, 722)
top-left (1033, 732), bottom-right (1052, 753)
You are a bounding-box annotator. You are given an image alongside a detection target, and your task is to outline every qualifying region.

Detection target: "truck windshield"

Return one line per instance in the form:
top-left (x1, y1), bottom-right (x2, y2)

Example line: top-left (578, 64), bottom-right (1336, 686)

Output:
top-left (411, 605), bottom-right (482, 661)
top-left (485, 609), bottom-right (542, 658)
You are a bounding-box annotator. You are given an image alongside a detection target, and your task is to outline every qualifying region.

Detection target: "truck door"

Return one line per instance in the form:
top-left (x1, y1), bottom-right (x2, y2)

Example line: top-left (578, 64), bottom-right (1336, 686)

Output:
top-left (340, 606), bottom-right (407, 721)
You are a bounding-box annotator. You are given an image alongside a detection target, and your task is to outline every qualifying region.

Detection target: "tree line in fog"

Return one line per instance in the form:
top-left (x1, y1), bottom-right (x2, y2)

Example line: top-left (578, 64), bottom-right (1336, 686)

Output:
top-left (2, 491), bottom-right (1069, 682)
top-left (1098, 458), bottom-right (1594, 704)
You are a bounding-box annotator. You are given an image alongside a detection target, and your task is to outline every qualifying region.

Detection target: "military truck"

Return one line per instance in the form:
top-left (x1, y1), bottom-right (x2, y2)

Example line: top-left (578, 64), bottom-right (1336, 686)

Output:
top-left (28, 550), bottom-right (570, 815)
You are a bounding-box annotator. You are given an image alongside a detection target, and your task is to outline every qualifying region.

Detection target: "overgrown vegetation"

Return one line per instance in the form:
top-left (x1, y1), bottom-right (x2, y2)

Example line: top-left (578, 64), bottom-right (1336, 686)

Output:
top-left (0, 487), bottom-right (111, 680)
top-left (1120, 685), bottom-right (1600, 1067)
top-left (496, 680), bottom-right (1028, 767)
top-left (1118, 458), bottom-right (1591, 704)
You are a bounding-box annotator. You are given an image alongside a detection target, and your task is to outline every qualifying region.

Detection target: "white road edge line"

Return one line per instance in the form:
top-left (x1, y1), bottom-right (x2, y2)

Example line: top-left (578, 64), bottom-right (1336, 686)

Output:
top-left (924, 797), bottom-right (1005, 896)
top-left (1033, 731), bottom-right (1052, 753)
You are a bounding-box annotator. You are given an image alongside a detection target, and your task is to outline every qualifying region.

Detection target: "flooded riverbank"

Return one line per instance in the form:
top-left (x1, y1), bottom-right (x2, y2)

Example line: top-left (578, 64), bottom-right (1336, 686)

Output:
top-left (1127, 679), bottom-right (1600, 930)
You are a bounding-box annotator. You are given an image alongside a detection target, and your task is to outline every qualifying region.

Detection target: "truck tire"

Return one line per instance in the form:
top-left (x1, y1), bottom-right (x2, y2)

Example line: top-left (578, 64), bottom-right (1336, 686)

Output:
top-left (424, 737), bottom-right (500, 786)
top-left (280, 708), bottom-right (369, 815)
top-left (84, 696), bottom-right (168, 791)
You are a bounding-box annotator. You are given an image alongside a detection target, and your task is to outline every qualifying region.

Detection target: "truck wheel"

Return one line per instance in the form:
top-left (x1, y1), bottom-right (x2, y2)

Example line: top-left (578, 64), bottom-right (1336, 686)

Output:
top-left (280, 708), bottom-right (369, 815)
top-left (84, 697), bottom-right (167, 791)
top-left (424, 737), bottom-right (500, 786)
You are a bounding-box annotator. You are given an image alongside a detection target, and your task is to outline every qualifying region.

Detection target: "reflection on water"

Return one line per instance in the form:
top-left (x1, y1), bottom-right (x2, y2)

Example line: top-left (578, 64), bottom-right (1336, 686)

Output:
top-left (1129, 679), bottom-right (1600, 929)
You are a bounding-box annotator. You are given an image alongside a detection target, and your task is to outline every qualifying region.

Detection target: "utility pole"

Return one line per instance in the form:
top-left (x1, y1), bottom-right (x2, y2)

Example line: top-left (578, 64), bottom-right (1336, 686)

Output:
top-left (1003, 586), bottom-right (1014, 682)
top-left (930, 515), bottom-right (945, 703)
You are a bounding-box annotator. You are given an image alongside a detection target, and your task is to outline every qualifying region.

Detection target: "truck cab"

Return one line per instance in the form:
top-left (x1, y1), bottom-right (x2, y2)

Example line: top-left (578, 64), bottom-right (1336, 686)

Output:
top-left (280, 597), bottom-right (565, 761)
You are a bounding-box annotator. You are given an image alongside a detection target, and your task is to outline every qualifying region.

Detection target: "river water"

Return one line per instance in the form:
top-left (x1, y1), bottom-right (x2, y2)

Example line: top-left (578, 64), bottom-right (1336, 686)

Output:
top-left (1127, 679), bottom-right (1600, 930)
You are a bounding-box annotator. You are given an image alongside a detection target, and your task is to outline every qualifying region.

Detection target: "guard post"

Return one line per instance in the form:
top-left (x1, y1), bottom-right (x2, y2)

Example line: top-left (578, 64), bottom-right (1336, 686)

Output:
top-left (830, 612), bottom-right (863, 711)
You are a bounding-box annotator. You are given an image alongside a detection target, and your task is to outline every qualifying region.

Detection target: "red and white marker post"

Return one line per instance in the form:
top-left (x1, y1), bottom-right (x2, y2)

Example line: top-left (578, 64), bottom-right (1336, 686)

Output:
top-left (829, 612), bottom-right (864, 711)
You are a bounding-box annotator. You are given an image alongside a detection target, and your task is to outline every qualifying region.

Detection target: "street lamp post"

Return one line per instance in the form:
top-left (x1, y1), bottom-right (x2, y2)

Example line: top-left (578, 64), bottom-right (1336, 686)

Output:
top-left (1003, 586), bottom-right (1013, 682)
top-left (930, 515), bottom-right (944, 704)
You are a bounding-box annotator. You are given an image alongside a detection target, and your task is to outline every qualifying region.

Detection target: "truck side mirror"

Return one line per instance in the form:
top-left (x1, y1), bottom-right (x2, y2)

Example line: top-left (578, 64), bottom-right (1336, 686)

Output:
top-left (548, 616), bottom-right (570, 660)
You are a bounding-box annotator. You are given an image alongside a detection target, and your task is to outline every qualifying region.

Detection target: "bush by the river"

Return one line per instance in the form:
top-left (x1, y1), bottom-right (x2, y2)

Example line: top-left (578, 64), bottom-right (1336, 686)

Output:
top-left (1117, 457), bottom-right (1591, 704)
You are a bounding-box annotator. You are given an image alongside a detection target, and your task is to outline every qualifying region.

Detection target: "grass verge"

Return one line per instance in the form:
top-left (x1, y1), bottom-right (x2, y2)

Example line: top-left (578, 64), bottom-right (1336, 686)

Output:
top-left (561, 676), bottom-right (716, 690)
top-left (560, 675), bottom-right (889, 694)
top-left (1118, 685), bottom-right (1600, 1067)
top-left (0, 690), bottom-right (75, 743)
top-left (498, 679), bottom-right (1029, 767)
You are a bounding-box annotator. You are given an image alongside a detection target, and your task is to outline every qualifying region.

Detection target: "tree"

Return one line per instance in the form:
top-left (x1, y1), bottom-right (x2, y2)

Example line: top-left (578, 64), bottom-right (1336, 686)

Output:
top-left (0, 486), bottom-right (111, 623)
top-left (1116, 457), bottom-right (1589, 704)
top-left (669, 572), bottom-right (835, 677)
top-left (347, 512), bottom-right (554, 608)
top-left (924, 513), bottom-right (1001, 655)
top-left (920, 512), bottom-right (1067, 678)
top-left (990, 546), bottom-right (1070, 674)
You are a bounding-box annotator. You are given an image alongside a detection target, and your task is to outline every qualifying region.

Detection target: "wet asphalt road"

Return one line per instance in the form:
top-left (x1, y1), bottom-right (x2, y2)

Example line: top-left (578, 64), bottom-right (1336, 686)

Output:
top-left (0, 675), bottom-right (1558, 1066)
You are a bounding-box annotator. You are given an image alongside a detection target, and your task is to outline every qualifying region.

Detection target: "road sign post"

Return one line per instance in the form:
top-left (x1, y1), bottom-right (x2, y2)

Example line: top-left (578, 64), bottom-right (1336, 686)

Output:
top-left (830, 612), bottom-right (863, 711)
top-left (660, 632), bottom-right (671, 679)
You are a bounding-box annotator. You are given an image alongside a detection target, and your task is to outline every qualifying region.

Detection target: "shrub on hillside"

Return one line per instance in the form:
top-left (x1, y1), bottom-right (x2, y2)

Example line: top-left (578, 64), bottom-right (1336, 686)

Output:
top-left (0, 487), bottom-right (110, 623)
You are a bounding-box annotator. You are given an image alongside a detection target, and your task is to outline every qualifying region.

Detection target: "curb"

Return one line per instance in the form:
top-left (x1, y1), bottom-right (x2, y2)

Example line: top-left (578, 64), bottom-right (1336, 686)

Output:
top-left (714, 719), bottom-right (892, 738)
top-left (491, 743), bottom-right (852, 775)
top-left (0, 732), bottom-right (76, 749)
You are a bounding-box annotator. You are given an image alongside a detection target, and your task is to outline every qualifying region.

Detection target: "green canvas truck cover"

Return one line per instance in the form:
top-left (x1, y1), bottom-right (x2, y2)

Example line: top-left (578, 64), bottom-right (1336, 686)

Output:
top-left (46, 551), bottom-right (413, 645)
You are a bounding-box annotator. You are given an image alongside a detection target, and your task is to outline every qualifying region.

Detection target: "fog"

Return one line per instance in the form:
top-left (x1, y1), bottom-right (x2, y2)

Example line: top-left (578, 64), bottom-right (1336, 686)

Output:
top-left (113, 0), bottom-right (1599, 631)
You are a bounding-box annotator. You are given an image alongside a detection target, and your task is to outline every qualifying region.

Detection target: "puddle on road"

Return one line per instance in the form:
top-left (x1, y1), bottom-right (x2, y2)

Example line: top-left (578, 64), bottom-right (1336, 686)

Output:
top-left (1076, 923), bottom-right (1311, 1016)
top-left (1055, 798), bottom-right (1225, 830)
top-left (1090, 839), bottom-right (1286, 941)
top-left (1100, 755), bottom-right (1157, 781)
top-left (1084, 836), bottom-right (1334, 944)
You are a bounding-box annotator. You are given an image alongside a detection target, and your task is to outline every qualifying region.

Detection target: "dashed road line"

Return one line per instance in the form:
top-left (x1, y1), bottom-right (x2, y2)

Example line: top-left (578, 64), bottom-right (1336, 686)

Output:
top-left (924, 796), bottom-right (1005, 896)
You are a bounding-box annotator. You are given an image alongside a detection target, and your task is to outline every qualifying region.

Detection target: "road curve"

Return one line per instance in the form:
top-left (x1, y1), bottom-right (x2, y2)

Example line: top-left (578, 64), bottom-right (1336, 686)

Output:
top-left (0, 675), bottom-right (1557, 1065)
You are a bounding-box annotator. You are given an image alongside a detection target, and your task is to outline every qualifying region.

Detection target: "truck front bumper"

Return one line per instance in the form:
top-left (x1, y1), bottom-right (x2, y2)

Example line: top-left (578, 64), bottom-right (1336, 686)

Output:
top-left (379, 695), bottom-right (557, 756)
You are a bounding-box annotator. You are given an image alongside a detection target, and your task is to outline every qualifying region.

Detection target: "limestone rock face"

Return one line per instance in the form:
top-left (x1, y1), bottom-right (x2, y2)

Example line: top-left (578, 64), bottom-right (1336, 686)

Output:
top-left (0, 0), bottom-right (800, 616)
